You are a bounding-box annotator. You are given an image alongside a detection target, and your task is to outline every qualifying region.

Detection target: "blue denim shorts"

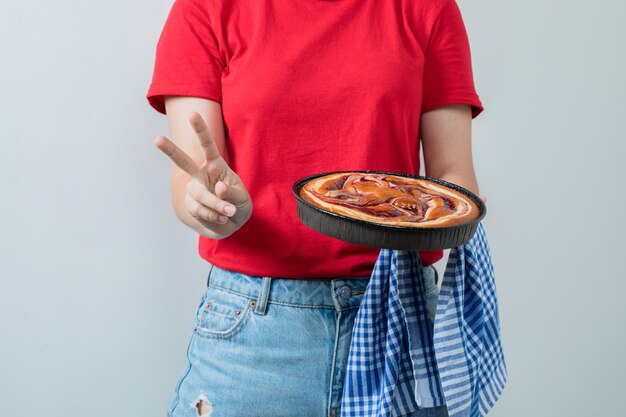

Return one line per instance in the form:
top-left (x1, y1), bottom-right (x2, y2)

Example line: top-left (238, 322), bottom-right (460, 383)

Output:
top-left (166, 263), bottom-right (441, 417)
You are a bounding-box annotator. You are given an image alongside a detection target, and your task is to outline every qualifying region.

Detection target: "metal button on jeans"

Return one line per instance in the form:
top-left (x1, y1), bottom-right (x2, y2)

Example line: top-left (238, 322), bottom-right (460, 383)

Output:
top-left (338, 285), bottom-right (352, 300)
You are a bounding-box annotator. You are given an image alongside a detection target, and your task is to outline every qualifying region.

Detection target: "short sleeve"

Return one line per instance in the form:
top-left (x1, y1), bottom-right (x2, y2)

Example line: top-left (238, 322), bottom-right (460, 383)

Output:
top-left (147, 0), bottom-right (224, 114)
top-left (422, 0), bottom-right (483, 118)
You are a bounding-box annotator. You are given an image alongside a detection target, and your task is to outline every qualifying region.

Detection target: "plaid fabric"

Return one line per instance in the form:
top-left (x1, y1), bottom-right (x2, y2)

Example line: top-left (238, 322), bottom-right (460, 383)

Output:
top-left (341, 223), bottom-right (507, 417)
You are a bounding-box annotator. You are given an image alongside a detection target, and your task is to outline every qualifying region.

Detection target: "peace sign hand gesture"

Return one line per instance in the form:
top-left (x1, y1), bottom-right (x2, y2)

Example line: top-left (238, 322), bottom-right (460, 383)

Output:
top-left (154, 112), bottom-right (252, 239)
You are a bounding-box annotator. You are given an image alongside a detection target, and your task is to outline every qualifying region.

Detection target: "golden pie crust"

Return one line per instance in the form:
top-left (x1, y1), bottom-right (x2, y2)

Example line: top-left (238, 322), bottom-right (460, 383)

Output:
top-left (299, 172), bottom-right (480, 228)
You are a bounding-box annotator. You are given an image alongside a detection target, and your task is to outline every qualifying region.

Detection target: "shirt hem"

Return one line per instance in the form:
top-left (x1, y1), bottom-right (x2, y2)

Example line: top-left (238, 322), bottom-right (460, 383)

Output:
top-left (197, 248), bottom-right (443, 279)
top-left (422, 94), bottom-right (484, 119)
top-left (147, 81), bottom-right (222, 114)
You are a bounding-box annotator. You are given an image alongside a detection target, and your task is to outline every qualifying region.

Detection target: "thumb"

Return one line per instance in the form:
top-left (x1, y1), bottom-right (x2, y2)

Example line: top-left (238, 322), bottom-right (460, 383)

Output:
top-left (215, 180), bottom-right (250, 208)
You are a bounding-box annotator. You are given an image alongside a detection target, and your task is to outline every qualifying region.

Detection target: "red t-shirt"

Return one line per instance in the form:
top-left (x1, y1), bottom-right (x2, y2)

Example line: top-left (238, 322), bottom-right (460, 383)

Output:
top-left (148, 0), bottom-right (483, 278)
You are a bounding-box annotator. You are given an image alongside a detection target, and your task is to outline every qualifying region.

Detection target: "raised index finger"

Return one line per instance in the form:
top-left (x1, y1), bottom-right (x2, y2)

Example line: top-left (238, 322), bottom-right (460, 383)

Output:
top-left (154, 136), bottom-right (199, 178)
top-left (189, 112), bottom-right (221, 161)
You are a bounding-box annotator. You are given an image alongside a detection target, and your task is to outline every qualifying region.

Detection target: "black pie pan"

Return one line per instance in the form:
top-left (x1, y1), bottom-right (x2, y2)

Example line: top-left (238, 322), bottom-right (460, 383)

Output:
top-left (292, 170), bottom-right (486, 251)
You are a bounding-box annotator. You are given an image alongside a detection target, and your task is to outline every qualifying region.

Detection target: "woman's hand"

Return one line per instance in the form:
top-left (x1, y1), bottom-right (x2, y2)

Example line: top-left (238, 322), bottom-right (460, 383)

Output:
top-left (154, 112), bottom-right (252, 239)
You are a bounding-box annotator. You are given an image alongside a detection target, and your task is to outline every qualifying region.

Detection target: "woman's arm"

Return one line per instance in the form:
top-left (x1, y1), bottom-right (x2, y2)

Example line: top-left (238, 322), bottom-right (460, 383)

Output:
top-left (420, 104), bottom-right (484, 200)
top-left (154, 96), bottom-right (252, 239)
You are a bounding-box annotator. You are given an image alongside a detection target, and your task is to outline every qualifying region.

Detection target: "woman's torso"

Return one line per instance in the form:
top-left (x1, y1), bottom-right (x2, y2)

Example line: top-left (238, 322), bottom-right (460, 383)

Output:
top-left (199, 0), bottom-right (446, 278)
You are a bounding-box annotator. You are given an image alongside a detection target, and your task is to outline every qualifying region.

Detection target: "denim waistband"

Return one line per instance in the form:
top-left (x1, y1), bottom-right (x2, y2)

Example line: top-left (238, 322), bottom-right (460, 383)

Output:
top-left (206, 264), bottom-right (371, 312)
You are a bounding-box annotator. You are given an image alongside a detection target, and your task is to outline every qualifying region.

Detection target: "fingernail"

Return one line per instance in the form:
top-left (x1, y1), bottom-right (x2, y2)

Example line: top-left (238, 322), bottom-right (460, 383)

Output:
top-left (217, 215), bottom-right (228, 224)
top-left (223, 205), bottom-right (236, 216)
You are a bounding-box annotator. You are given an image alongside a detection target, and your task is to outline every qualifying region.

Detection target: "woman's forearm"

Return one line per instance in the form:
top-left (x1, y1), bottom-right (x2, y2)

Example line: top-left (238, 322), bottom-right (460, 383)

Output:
top-left (420, 104), bottom-right (481, 196)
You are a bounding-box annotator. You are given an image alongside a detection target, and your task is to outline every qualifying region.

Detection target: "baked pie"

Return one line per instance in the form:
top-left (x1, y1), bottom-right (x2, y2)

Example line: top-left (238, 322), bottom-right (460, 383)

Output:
top-left (299, 172), bottom-right (480, 228)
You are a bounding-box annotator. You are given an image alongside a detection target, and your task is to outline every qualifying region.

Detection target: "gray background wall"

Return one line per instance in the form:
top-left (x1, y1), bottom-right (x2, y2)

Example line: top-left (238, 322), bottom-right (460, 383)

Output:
top-left (2, 0), bottom-right (625, 416)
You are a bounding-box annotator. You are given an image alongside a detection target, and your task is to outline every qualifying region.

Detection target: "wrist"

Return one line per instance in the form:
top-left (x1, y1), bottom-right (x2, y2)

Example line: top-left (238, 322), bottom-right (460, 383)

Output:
top-left (435, 173), bottom-right (479, 197)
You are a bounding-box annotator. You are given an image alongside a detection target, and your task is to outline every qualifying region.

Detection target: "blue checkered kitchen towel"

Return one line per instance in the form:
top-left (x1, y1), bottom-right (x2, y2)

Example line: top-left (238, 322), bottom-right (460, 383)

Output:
top-left (341, 223), bottom-right (507, 417)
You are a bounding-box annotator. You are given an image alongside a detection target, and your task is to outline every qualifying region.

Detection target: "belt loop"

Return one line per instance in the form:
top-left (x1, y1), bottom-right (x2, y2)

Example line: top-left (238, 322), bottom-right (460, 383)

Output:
top-left (254, 277), bottom-right (272, 315)
top-left (206, 264), bottom-right (215, 288)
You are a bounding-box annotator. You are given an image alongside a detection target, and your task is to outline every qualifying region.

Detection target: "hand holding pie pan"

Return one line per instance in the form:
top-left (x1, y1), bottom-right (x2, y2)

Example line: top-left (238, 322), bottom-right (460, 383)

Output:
top-left (292, 171), bottom-right (486, 251)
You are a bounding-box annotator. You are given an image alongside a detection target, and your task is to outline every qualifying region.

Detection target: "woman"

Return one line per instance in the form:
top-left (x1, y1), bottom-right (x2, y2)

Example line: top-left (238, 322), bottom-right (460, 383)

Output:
top-left (148, 0), bottom-right (483, 416)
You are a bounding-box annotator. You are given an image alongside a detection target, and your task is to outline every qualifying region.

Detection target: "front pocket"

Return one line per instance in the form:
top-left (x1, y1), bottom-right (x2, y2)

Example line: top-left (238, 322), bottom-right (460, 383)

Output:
top-left (194, 287), bottom-right (254, 339)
